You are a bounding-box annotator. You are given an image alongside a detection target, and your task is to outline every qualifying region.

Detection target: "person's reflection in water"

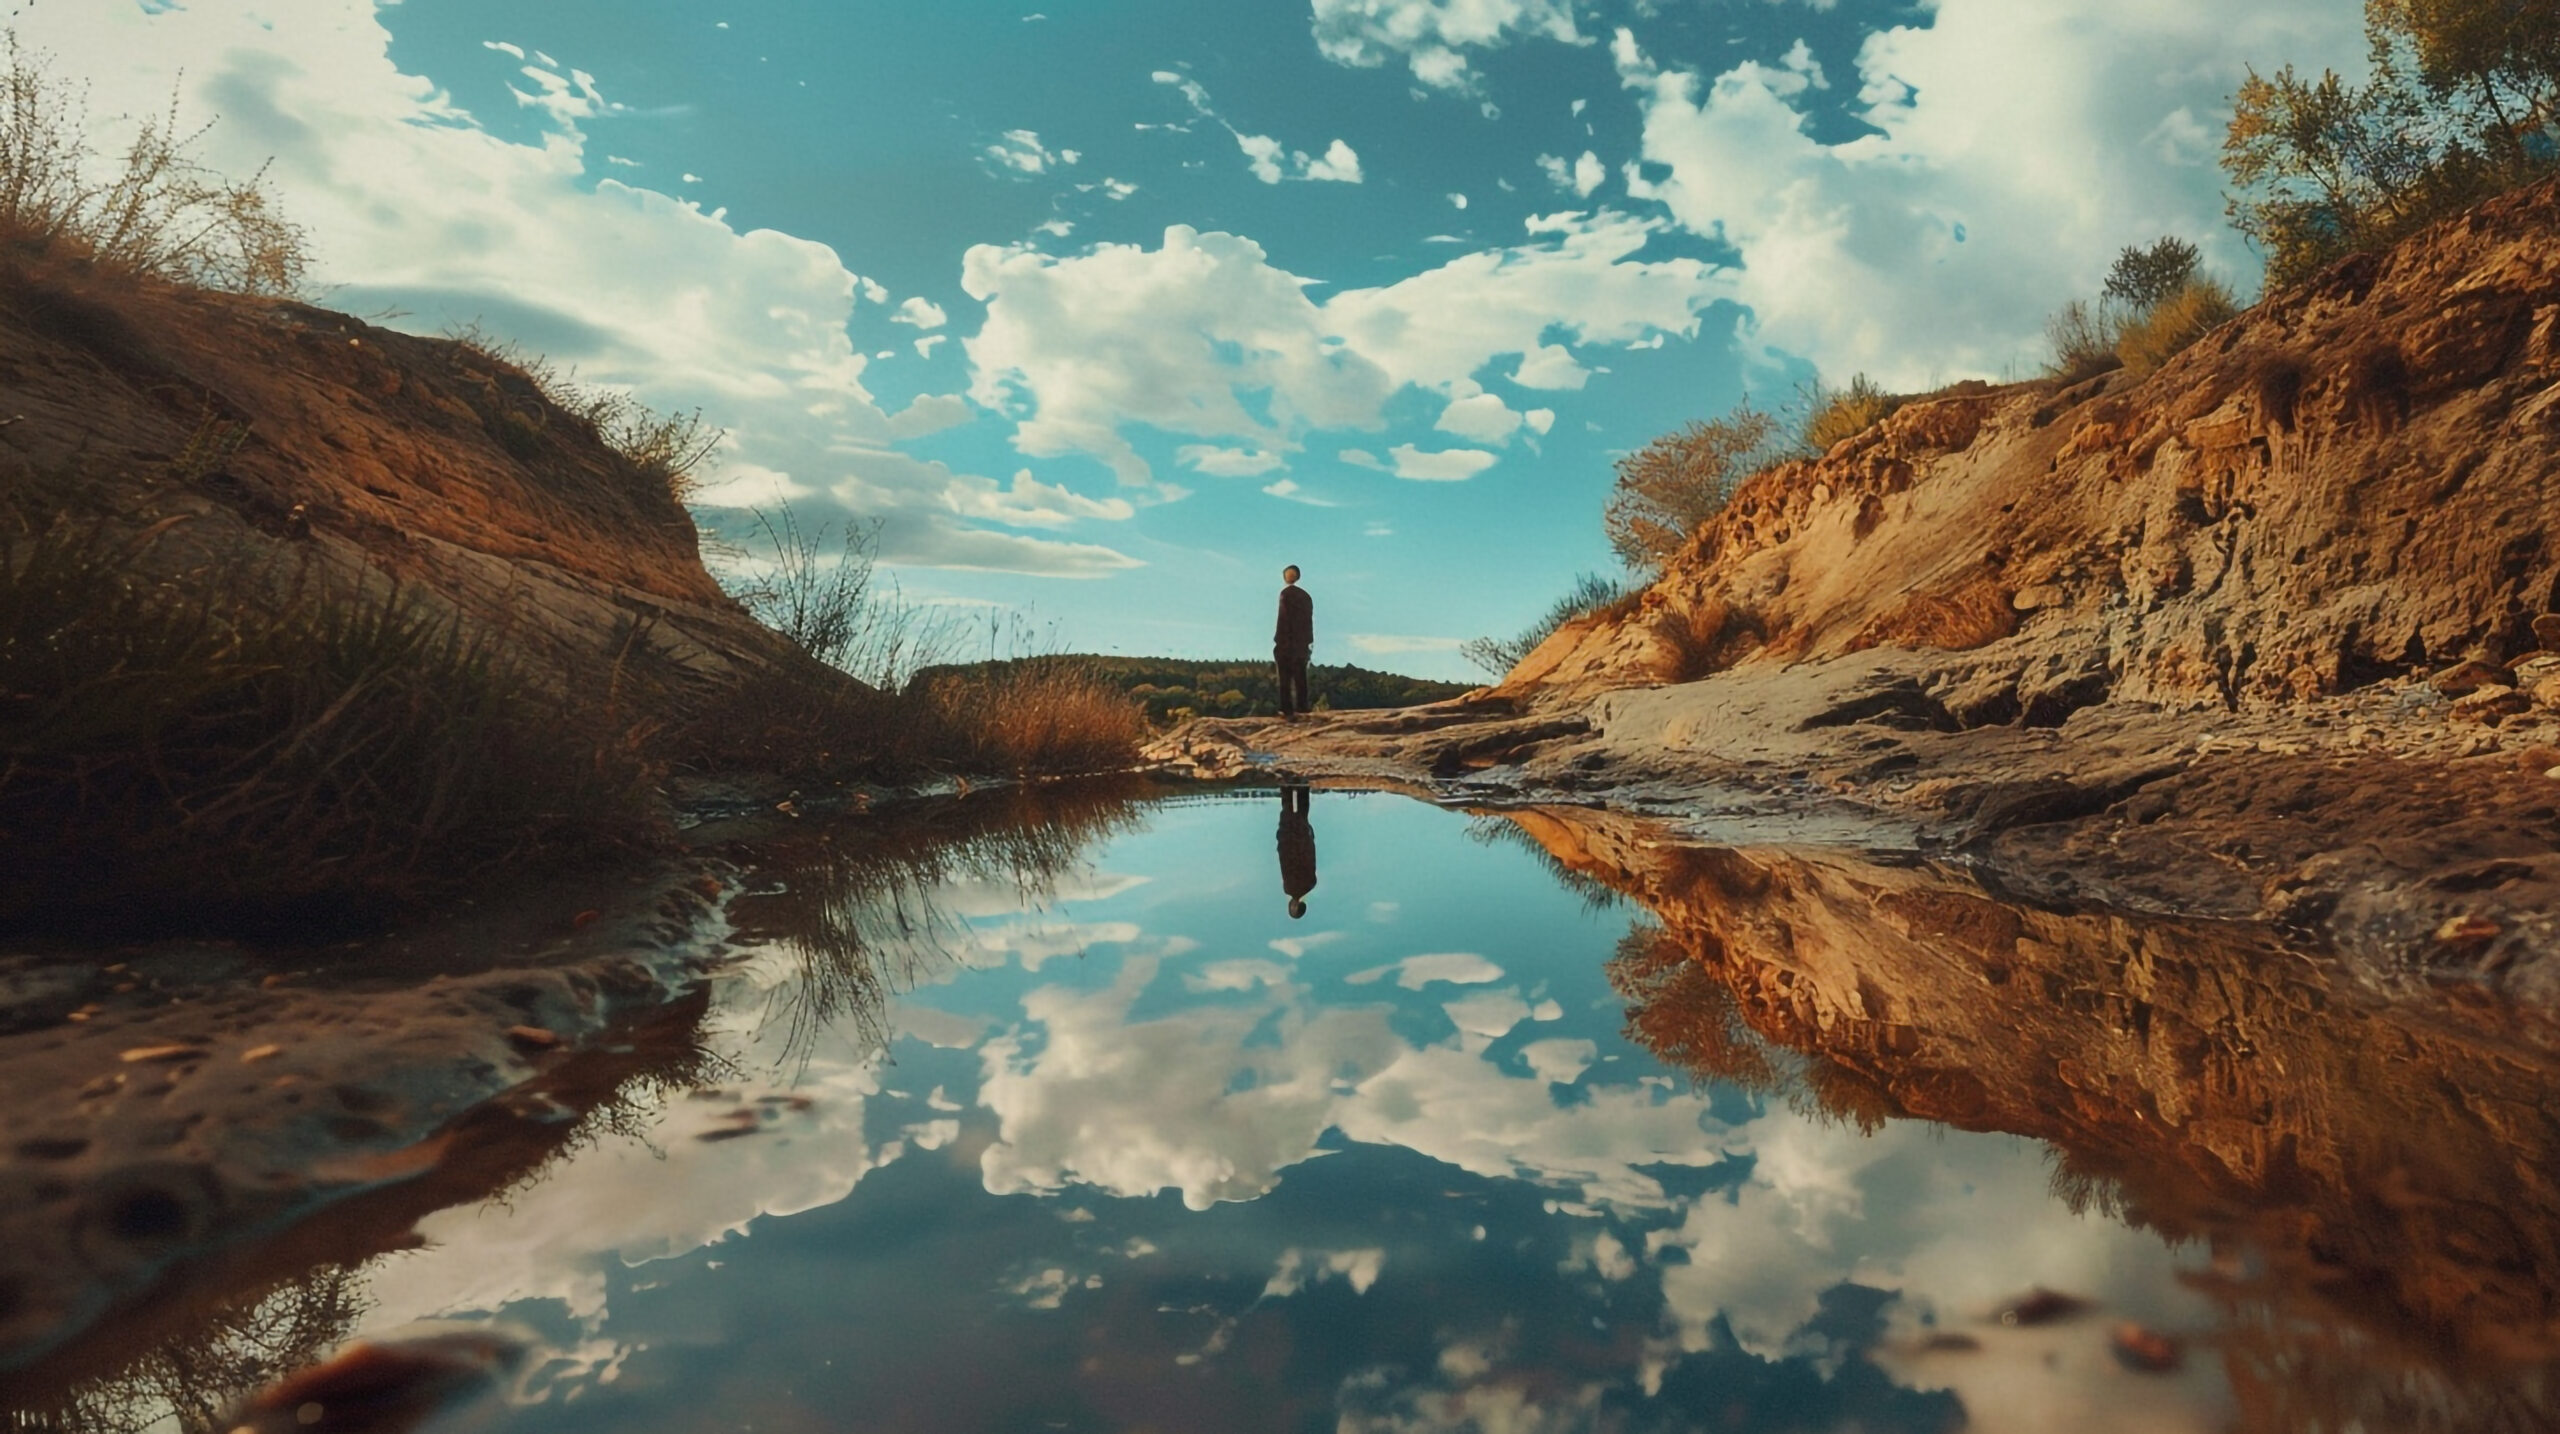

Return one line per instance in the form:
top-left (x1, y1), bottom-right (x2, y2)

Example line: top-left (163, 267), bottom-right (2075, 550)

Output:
top-left (1277, 783), bottom-right (1317, 919)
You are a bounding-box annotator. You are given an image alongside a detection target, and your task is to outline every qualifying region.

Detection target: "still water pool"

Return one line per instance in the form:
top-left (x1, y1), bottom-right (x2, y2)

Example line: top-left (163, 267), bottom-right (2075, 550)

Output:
top-left (318, 788), bottom-right (2239, 1434)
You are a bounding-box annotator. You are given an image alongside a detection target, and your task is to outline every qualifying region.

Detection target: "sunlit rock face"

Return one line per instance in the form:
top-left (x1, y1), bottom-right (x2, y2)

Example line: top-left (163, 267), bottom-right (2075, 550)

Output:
top-left (1514, 176), bottom-right (2560, 711)
top-left (1509, 804), bottom-right (2560, 1426)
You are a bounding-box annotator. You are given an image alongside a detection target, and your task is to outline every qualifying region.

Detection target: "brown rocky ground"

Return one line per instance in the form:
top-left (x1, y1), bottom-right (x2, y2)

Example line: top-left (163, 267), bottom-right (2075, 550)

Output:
top-left (1157, 175), bottom-right (2560, 1001)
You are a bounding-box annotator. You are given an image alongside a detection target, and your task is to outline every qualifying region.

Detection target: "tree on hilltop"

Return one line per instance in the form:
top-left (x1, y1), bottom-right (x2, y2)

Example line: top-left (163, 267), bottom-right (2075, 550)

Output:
top-left (2225, 0), bottom-right (2559, 287)
top-left (2102, 237), bottom-right (2202, 312)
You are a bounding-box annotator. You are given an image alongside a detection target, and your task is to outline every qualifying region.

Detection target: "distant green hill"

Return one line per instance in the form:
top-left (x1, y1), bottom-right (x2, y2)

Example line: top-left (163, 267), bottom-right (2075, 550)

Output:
top-left (913, 655), bottom-right (1476, 724)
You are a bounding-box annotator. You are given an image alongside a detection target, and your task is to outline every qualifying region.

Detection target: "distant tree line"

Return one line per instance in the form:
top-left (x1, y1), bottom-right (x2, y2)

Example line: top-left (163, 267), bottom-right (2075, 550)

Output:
top-left (912, 655), bottom-right (1475, 724)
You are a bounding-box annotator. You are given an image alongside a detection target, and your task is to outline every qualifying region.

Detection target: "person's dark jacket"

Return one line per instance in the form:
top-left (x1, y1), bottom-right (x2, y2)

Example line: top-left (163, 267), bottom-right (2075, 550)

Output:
top-left (1275, 585), bottom-right (1313, 651)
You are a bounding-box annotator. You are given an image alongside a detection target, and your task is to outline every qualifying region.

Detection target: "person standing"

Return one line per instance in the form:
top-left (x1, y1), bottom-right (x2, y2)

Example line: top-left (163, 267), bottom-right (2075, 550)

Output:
top-left (1274, 564), bottom-right (1313, 719)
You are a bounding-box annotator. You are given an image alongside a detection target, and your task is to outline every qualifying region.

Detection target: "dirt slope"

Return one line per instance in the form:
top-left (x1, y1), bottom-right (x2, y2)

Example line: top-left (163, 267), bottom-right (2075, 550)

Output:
top-left (1517, 175), bottom-right (2560, 717)
top-left (0, 255), bottom-right (785, 700)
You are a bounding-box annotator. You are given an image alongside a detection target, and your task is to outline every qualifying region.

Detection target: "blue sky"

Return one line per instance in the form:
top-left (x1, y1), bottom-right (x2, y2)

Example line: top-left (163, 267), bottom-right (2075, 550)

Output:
top-left (37, 1), bottom-right (2362, 679)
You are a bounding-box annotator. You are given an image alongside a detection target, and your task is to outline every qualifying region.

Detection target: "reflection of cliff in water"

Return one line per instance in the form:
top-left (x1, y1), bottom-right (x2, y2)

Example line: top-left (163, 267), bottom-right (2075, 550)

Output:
top-left (1502, 806), bottom-right (2560, 1430)
top-left (7, 780), bottom-right (1155, 1433)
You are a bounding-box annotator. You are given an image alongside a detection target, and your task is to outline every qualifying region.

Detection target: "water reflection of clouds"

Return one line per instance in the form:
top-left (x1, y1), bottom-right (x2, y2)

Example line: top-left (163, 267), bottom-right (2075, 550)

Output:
top-left (1345, 951), bottom-right (1506, 988)
top-left (979, 953), bottom-right (1405, 1210)
top-left (338, 797), bottom-right (2236, 1431)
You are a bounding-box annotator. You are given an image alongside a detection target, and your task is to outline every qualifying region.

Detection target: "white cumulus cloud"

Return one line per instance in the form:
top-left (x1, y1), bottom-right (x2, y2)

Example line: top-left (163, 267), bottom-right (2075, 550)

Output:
top-left (1611, 0), bottom-right (2363, 386)
top-left (1311, 0), bottom-right (1585, 92)
top-left (21, 1), bottom-right (1139, 580)
top-left (894, 296), bottom-right (950, 329)
top-left (961, 210), bottom-right (1710, 482)
top-left (1387, 443), bottom-right (1498, 481)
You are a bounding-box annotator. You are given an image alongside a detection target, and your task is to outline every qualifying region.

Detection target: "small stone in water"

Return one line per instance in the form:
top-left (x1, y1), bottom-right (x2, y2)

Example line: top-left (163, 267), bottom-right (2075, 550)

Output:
top-left (241, 1044), bottom-right (282, 1063)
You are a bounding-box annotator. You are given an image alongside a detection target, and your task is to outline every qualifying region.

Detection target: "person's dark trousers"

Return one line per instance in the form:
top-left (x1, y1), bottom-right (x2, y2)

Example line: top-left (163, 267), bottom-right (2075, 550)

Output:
top-left (1275, 645), bottom-right (1311, 716)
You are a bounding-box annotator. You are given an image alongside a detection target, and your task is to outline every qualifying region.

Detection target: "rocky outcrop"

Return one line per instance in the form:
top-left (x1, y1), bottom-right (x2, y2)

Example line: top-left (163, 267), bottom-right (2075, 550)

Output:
top-left (0, 255), bottom-right (788, 705)
top-left (1520, 176), bottom-right (2560, 721)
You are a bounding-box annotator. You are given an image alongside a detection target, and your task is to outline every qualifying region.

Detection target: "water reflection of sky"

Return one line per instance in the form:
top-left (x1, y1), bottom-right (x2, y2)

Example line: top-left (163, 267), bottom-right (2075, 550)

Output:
top-left (356, 791), bottom-right (2234, 1433)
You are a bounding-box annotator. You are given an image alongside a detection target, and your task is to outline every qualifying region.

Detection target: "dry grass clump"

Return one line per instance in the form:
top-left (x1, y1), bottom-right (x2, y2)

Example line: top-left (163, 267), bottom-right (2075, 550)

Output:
top-left (0, 33), bottom-right (305, 294)
top-left (445, 321), bottom-right (723, 505)
top-left (1650, 593), bottom-right (1757, 684)
top-left (1460, 570), bottom-right (1639, 679)
top-left (0, 515), bottom-right (656, 936)
top-left (2044, 299), bottom-right (2129, 385)
top-left (2115, 276), bottom-right (2241, 376)
top-left (1799, 372), bottom-right (1902, 453)
top-left (676, 509), bottom-right (1146, 782)
top-left (921, 659), bottom-right (1148, 776)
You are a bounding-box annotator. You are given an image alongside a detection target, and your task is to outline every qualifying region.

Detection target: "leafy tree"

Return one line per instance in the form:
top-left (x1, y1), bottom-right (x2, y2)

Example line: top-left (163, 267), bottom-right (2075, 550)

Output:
top-left (1604, 401), bottom-right (1796, 573)
top-left (2225, 0), bottom-right (2559, 287)
top-left (2101, 237), bottom-right (2203, 311)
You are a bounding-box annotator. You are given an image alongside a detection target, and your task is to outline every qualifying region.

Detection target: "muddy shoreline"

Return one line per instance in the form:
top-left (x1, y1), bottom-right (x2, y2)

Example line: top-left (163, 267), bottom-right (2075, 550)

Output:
top-left (0, 777), bottom-right (1155, 1398)
top-left (1157, 654), bottom-right (2560, 1005)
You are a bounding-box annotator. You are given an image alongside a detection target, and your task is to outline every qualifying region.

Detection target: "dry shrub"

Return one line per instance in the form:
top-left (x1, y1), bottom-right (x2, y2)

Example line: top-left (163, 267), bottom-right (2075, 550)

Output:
top-left (0, 34), bottom-right (305, 294)
top-left (1606, 402), bottom-right (1795, 573)
top-left (1607, 920), bottom-right (1786, 1095)
top-left (2116, 277), bottom-right (2241, 375)
top-left (0, 515), bottom-right (657, 936)
top-left (923, 658), bottom-right (1147, 776)
top-left (678, 510), bottom-right (1142, 781)
top-left (1800, 373), bottom-right (1902, 453)
top-left (1460, 570), bottom-right (1637, 679)
top-left (2044, 298), bottom-right (2128, 385)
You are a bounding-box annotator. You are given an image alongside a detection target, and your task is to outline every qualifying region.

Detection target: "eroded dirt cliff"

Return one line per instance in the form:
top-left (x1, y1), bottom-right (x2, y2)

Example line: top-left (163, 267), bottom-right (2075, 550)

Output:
top-left (0, 254), bottom-right (786, 700)
top-left (1520, 175), bottom-right (2560, 715)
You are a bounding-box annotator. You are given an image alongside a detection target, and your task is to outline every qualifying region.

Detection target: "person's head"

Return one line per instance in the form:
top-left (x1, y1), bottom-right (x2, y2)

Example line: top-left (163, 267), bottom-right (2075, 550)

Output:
top-left (1282, 564), bottom-right (1300, 585)
top-left (1288, 896), bottom-right (1308, 920)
